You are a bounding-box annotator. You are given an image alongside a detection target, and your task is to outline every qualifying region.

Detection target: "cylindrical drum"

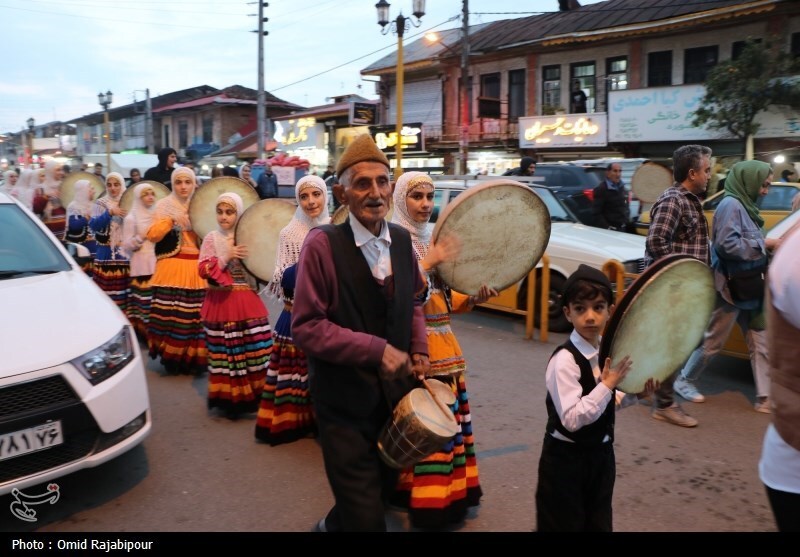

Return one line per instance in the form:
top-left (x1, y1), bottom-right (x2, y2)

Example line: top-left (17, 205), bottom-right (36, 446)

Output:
top-left (377, 380), bottom-right (458, 470)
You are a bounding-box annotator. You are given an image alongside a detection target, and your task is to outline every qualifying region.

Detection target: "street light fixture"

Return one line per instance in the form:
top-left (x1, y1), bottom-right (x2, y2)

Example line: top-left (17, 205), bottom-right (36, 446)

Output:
top-left (98, 90), bottom-right (113, 172)
top-left (376, 0), bottom-right (425, 179)
top-left (26, 117), bottom-right (35, 168)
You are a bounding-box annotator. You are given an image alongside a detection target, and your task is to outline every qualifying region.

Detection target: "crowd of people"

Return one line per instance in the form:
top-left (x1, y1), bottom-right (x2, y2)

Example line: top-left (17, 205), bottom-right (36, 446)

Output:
top-left (2, 136), bottom-right (797, 532)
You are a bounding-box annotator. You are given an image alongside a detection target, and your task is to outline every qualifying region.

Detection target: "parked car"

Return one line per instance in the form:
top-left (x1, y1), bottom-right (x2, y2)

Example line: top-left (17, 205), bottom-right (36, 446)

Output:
top-left (430, 176), bottom-right (646, 332)
top-left (634, 182), bottom-right (800, 236)
top-left (0, 192), bottom-right (151, 496)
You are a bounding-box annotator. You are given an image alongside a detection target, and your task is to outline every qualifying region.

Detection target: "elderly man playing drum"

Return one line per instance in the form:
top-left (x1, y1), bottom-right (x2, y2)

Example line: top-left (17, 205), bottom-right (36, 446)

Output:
top-left (292, 133), bottom-right (429, 532)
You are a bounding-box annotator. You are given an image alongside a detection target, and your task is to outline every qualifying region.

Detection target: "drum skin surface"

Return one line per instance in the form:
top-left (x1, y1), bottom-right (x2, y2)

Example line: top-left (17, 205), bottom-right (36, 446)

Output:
top-left (235, 199), bottom-right (297, 283)
top-left (119, 180), bottom-right (170, 212)
top-left (600, 254), bottom-right (715, 394)
top-left (189, 177), bottom-right (260, 239)
top-left (378, 380), bottom-right (457, 470)
top-left (631, 162), bottom-right (673, 204)
top-left (432, 179), bottom-right (550, 295)
top-left (60, 172), bottom-right (106, 208)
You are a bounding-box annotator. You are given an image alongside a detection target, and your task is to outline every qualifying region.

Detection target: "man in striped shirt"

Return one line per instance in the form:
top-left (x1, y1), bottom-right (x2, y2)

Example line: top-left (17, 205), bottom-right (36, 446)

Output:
top-left (644, 144), bottom-right (712, 427)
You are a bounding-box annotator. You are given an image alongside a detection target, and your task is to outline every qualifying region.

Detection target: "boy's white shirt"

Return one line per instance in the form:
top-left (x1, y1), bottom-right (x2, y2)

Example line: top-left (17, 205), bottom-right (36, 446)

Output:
top-left (546, 329), bottom-right (637, 442)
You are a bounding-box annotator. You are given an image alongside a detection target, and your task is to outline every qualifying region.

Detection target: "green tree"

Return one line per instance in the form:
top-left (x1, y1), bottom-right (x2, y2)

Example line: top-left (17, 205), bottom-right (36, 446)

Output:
top-left (692, 39), bottom-right (800, 159)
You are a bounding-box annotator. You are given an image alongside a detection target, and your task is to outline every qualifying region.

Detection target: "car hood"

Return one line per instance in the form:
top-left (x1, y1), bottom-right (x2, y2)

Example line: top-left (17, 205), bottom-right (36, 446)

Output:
top-left (0, 271), bottom-right (128, 377)
top-left (549, 222), bottom-right (646, 265)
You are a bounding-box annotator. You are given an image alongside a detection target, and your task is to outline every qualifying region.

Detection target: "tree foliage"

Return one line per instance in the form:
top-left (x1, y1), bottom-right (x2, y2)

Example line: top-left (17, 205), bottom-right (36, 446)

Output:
top-left (692, 39), bottom-right (800, 139)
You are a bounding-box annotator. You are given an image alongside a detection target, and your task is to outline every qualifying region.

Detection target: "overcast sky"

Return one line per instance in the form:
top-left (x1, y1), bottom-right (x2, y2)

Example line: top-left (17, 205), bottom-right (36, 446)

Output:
top-left (0, 0), bottom-right (603, 133)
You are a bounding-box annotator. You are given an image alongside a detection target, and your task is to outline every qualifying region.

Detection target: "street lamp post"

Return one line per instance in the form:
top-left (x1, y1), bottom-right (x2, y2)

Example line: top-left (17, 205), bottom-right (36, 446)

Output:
top-left (26, 117), bottom-right (35, 168)
top-left (376, 0), bottom-right (425, 179)
top-left (97, 90), bottom-right (113, 172)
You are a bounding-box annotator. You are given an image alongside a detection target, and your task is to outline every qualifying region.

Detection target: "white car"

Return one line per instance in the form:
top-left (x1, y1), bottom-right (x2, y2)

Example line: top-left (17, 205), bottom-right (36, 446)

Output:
top-left (430, 177), bottom-right (646, 332)
top-left (0, 192), bottom-right (151, 496)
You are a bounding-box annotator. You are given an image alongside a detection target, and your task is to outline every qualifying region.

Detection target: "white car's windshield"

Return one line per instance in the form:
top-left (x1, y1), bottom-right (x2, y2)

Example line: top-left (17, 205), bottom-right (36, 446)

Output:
top-left (0, 205), bottom-right (71, 278)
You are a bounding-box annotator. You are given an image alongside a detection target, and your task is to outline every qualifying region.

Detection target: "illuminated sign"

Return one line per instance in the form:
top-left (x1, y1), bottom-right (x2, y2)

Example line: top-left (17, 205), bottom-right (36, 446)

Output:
top-left (371, 123), bottom-right (425, 154)
top-left (518, 114), bottom-right (607, 148)
top-left (349, 102), bottom-right (377, 125)
top-left (274, 118), bottom-right (324, 149)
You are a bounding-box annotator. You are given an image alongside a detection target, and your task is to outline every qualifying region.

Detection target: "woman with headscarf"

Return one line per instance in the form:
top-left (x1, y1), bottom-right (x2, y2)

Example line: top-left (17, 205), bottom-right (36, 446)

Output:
top-left (198, 191), bottom-right (273, 419)
top-left (65, 179), bottom-right (98, 274)
top-left (254, 175), bottom-right (330, 444)
top-left (676, 160), bottom-right (780, 413)
top-left (10, 169), bottom-right (35, 210)
top-left (146, 166), bottom-right (207, 375)
top-left (122, 183), bottom-right (158, 338)
top-left (32, 167), bottom-right (48, 218)
top-left (388, 171), bottom-right (497, 529)
top-left (36, 160), bottom-right (67, 239)
top-left (238, 163), bottom-right (257, 189)
top-left (0, 169), bottom-right (18, 196)
top-left (89, 172), bottom-right (130, 311)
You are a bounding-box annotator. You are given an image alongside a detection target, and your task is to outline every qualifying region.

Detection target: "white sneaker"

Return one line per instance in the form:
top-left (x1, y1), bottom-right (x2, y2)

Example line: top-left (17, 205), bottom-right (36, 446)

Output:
top-left (674, 376), bottom-right (705, 403)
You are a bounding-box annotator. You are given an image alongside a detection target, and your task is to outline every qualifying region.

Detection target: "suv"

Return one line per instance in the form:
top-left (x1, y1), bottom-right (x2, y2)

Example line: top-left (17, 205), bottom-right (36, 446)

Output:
top-left (526, 163), bottom-right (606, 226)
top-left (430, 176), bottom-right (646, 332)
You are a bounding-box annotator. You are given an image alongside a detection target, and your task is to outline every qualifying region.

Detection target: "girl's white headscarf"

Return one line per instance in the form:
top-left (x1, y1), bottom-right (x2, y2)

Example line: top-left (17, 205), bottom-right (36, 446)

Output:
top-left (390, 171), bottom-right (434, 261)
top-left (10, 169), bottom-right (34, 209)
top-left (238, 163), bottom-right (257, 188)
top-left (66, 179), bottom-right (93, 219)
top-left (268, 175), bottom-right (331, 298)
top-left (42, 160), bottom-right (63, 197)
top-left (130, 183), bottom-right (157, 240)
top-left (205, 191), bottom-right (244, 263)
top-left (154, 166), bottom-right (197, 231)
top-left (93, 172), bottom-right (128, 249)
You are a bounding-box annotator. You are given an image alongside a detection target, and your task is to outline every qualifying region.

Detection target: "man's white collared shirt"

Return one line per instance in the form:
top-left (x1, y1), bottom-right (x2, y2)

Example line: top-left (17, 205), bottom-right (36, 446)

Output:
top-left (349, 214), bottom-right (392, 281)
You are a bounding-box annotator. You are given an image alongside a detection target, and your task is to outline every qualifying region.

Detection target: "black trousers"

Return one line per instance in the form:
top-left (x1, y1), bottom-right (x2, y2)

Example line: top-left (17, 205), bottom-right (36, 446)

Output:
top-left (765, 485), bottom-right (800, 532)
top-left (315, 398), bottom-right (398, 532)
top-left (535, 434), bottom-right (616, 532)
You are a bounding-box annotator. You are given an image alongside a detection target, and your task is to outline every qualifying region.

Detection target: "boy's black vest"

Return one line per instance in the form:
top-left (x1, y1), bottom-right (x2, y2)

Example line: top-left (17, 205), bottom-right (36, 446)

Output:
top-left (545, 340), bottom-right (615, 444)
top-left (306, 222), bottom-right (417, 420)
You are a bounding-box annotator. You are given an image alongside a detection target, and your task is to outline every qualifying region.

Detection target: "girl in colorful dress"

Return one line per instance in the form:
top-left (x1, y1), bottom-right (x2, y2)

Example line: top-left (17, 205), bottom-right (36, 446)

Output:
top-left (255, 175), bottom-right (330, 444)
top-left (198, 192), bottom-right (274, 419)
top-left (389, 171), bottom-right (497, 530)
top-left (122, 183), bottom-right (158, 339)
top-left (11, 169), bottom-right (35, 211)
top-left (65, 179), bottom-right (97, 274)
top-left (89, 172), bottom-right (130, 312)
top-left (146, 166), bottom-right (207, 375)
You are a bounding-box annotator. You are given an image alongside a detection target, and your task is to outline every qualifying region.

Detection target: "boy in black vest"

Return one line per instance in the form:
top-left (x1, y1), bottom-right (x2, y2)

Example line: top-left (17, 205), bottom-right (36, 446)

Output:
top-left (535, 264), bottom-right (656, 531)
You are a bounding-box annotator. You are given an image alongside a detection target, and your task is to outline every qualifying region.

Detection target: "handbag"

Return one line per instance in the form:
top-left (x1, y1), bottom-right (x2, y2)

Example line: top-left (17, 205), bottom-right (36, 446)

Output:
top-left (726, 267), bottom-right (765, 302)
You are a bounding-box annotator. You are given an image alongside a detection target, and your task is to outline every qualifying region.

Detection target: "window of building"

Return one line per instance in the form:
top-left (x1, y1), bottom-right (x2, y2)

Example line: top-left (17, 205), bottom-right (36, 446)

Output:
top-left (648, 51), bottom-right (672, 86)
top-left (163, 125), bottom-right (170, 148)
top-left (732, 39), bottom-right (762, 60)
top-left (481, 72), bottom-right (500, 99)
top-left (542, 65), bottom-right (561, 113)
top-left (202, 117), bottom-right (214, 143)
top-left (178, 121), bottom-right (188, 148)
top-left (684, 45), bottom-right (718, 84)
top-left (606, 56), bottom-right (628, 91)
top-left (508, 69), bottom-right (526, 120)
top-left (570, 61), bottom-right (595, 113)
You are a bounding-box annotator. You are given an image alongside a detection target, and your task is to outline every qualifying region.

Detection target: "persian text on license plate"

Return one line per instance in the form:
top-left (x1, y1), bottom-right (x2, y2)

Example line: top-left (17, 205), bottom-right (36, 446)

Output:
top-left (0, 421), bottom-right (64, 461)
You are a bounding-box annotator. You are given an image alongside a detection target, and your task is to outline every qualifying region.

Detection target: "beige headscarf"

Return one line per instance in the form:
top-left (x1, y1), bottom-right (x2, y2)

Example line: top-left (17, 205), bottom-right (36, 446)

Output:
top-left (154, 166), bottom-right (197, 231)
top-left (268, 175), bottom-right (330, 299)
top-left (391, 171), bottom-right (434, 261)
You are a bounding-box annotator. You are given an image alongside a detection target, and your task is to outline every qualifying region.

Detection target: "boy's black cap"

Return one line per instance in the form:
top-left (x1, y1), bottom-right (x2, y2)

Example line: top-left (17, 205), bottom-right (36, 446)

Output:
top-left (562, 264), bottom-right (612, 306)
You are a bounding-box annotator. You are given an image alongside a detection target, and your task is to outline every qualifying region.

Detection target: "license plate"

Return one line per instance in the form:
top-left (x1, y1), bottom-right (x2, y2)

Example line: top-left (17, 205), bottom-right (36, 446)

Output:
top-left (0, 421), bottom-right (64, 461)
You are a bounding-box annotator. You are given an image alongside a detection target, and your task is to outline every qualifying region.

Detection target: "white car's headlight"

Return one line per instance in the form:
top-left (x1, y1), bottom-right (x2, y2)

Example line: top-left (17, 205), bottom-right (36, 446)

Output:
top-left (71, 327), bottom-right (134, 385)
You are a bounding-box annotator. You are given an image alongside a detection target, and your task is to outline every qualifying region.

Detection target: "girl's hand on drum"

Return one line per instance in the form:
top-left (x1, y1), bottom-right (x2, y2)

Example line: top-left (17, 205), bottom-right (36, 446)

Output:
top-left (231, 245), bottom-right (248, 259)
top-left (471, 284), bottom-right (499, 306)
top-left (601, 355), bottom-right (632, 390)
top-left (423, 235), bottom-right (462, 270)
top-left (637, 378), bottom-right (659, 399)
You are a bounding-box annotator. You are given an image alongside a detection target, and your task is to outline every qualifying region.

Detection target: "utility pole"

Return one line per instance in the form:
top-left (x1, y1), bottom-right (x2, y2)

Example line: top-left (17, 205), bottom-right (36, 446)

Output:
top-left (459, 0), bottom-right (470, 175)
top-left (251, 2), bottom-right (269, 160)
